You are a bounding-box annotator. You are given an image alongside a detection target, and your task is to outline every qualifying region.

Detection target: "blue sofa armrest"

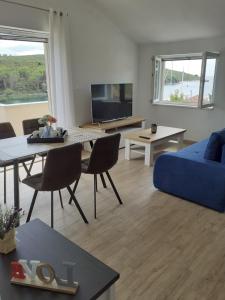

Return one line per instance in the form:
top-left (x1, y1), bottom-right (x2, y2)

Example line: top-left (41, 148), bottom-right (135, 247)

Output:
top-left (154, 153), bottom-right (225, 212)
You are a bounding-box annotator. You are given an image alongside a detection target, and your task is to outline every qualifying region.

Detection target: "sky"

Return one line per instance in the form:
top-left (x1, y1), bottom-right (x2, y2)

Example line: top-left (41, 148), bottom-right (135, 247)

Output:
top-left (0, 40), bottom-right (44, 56)
top-left (165, 59), bottom-right (216, 77)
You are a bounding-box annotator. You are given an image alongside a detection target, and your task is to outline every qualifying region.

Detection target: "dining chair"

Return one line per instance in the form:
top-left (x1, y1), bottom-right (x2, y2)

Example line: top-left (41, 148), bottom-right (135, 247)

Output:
top-left (69, 133), bottom-right (123, 218)
top-left (22, 118), bottom-right (46, 169)
top-left (22, 118), bottom-right (43, 135)
top-left (22, 143), bottom-right (88, 228)
top-left (0, 122), bottom-right (35, 204)
top-left (22, 117), bottom-right (64, 207)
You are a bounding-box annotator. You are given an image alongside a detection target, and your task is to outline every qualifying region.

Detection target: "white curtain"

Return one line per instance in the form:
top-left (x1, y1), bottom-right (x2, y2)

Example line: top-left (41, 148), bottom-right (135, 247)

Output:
top-left (47, 9), bottom-right (75, 129)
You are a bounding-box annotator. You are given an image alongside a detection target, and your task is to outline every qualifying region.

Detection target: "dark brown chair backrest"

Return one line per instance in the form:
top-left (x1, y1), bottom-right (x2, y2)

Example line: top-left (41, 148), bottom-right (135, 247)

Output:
top-left (22, 118), bottom-right (43, 135)
top-left (41, 143), bottom-right (82, 191)
top-left (0, 122), bottom-right (16, 139)
top-left (87, 133), bottom-right (121, 174)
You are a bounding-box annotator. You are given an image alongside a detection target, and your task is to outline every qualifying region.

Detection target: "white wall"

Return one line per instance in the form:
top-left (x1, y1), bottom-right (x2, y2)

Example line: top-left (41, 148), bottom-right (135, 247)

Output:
top-left (138, 36), bottom-right (225, 140)
top-left (0, 0), bottom-right (138, 125)
top-left (2, 0), bottom-right (224, 140)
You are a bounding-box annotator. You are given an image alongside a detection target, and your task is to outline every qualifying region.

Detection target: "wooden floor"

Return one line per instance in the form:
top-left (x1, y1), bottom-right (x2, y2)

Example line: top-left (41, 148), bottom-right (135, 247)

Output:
top-left (1, 145), bottom-right (225, 300)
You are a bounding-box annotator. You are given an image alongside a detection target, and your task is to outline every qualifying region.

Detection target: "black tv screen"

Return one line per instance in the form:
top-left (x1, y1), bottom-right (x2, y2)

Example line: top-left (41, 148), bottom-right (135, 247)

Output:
top-left (91, 83), bottom-right (133, 123)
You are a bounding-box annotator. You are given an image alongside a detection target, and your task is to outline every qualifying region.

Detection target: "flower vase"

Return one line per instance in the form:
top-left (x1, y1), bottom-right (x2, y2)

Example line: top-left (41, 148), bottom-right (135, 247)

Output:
top-left (41, 125), bottom-right (53, 138)
top-left (0, 229), bottom-right (16, 254)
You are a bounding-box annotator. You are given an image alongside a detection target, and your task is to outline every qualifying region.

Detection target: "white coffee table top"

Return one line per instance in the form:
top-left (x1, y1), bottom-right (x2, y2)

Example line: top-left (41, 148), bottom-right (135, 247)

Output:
top-left (124, 126), bottom-right (186, 144)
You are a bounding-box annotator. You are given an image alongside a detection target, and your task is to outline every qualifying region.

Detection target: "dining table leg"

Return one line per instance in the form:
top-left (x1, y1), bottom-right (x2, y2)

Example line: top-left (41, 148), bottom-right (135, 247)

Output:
top-left (14, 160), bottom-right (20, 226)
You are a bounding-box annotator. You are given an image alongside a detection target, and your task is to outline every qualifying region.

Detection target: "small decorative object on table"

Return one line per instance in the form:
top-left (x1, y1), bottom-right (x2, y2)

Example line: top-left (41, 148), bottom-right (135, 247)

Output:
top-left (0, 206), bottom-right (23, 254)
top-left (27, 115), bottom-right (67, 144)
top-left (38, 115), bottom-right (57, 138)
top-left (151, 123), bottom-right (157, 134)
top-left (11, 260), bottom-right (78, 295)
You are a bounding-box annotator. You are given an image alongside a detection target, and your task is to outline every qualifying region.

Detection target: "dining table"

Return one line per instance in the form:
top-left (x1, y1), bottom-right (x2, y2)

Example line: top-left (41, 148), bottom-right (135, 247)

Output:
top-left (0, 127), bottom-right (106, 222)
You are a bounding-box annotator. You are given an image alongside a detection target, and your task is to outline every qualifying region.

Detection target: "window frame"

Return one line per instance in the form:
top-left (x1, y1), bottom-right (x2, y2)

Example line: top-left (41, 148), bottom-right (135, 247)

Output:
top-left (0, 25), bottom-right (49, 43)
top-left (0, 25), bottom-right (49, 106)
top-left (151, 52), bottom-right (219, 109)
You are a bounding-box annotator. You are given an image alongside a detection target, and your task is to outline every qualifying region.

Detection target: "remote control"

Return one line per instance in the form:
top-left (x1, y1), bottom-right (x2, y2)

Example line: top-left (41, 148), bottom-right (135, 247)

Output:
top-left (139, 136), bottom-right (150, 140)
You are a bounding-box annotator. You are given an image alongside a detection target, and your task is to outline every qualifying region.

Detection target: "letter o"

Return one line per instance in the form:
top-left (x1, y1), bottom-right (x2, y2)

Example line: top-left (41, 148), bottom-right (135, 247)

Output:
top-left (36, 263), bottom-right (55, 284)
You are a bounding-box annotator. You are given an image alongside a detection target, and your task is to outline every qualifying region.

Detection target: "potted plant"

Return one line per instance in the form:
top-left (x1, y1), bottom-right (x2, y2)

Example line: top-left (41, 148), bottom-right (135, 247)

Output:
top-left (0, 206), bottom-right (22, 254)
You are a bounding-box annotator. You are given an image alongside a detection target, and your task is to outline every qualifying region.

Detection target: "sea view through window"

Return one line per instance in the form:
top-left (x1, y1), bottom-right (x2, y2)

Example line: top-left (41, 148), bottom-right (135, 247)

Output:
top-left (0, 40), bottom-right (48, 105)
top-left (153, 53), bottom-right (218, 108)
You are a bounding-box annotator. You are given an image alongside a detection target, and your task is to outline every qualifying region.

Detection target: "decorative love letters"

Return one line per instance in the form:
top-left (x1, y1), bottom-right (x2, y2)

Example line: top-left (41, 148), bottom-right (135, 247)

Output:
top-left (10, 260), bottom-right (79, 295)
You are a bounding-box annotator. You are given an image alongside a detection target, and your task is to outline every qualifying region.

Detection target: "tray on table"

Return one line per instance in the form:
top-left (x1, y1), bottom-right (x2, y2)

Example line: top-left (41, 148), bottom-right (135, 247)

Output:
top-left (27, 131), bottom-right (68, 144)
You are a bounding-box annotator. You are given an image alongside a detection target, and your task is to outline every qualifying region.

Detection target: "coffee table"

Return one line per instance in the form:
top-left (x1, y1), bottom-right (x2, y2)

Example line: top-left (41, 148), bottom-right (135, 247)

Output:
top-left (0, 219), bottom-right (119, 300)
top-left (124, 126), bottom-right (186, 166)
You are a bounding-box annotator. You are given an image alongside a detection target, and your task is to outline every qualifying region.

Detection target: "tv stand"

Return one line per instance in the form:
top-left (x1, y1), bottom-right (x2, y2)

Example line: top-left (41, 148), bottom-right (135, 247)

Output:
top-left (81, 116), bottom-right (145, 132)
top-left (100, 117), bottom-right (127, 124)
top-left (81, 116), bottom-right (145, 147)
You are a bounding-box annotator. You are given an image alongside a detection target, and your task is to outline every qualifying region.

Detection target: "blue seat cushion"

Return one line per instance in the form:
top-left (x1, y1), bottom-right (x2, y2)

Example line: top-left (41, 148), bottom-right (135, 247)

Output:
top-left (204, 132), bottom-right (225, 161)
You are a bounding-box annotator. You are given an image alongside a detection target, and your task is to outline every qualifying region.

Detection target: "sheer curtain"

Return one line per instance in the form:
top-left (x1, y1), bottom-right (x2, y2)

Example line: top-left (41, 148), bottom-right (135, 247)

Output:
top-left (46, 9), bottom-right (75, 128)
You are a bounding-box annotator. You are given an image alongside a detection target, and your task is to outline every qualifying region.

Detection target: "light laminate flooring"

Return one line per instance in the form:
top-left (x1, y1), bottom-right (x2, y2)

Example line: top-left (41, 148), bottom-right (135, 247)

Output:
top-left (1, 145), bottom-right (225, 300)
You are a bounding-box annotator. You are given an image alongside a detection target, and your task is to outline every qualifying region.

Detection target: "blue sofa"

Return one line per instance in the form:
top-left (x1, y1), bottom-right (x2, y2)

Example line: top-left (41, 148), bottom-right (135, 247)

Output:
top-left (153, 139), bottom-right (225, 212)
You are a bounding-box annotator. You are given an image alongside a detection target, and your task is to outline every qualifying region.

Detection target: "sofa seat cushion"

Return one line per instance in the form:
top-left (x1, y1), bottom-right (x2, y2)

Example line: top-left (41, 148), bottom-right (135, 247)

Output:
top-left (170, 139), bottom-right (208, 162)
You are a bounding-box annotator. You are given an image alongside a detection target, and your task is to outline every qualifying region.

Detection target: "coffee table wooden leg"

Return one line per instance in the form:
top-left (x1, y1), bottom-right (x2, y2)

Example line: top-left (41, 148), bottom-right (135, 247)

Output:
top-left (177, 133), bottom-right (184, 150)
top-left (145, 144), bottom-right (153, 166)
top-left (125, 139), bottom-right (131, 161)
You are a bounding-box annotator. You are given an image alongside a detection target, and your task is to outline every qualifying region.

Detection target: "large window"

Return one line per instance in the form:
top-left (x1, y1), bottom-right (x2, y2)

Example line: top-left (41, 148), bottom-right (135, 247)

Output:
top-left (152, 52), bottom-right (219, 108)
top-left (0, 27), bottom-right (49, 105)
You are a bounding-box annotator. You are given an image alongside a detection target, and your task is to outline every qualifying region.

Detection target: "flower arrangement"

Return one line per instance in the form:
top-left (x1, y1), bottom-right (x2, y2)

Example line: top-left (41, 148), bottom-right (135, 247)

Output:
top-left (38, 115), bottom-right (57, 127)
top-left (37, 115), bottom-right (58, 138)
top-left (0, 206), bottom-right (23, 240)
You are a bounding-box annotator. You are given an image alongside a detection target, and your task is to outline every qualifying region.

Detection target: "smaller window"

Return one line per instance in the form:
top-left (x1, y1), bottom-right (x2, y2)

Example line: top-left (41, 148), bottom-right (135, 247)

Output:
top-left (152, 52), bottom-right (219, 108)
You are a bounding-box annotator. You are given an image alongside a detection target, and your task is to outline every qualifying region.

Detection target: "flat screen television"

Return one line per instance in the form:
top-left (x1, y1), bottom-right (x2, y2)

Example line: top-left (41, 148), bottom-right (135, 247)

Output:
top-left (91, 83), bottom-right (133, 123)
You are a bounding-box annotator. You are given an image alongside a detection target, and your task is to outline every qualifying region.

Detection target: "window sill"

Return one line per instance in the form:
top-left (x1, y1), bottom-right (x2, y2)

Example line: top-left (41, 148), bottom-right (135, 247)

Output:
top-left (152, 102), bottom-right (214, 110)
top-left (0, 101), bottom-right (48, 107)
top-left (152, 101), bottom-right (198, 109)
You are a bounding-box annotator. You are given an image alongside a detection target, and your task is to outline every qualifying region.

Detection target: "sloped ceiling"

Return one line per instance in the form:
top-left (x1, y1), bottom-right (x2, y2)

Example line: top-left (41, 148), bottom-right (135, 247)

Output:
top-left (90, 0), bottom-right (225, 43)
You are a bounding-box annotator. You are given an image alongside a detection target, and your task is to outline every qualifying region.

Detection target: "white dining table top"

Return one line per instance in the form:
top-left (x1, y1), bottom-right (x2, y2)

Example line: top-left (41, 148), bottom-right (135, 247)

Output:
top-left (0, 127), bottom-right (106, 163)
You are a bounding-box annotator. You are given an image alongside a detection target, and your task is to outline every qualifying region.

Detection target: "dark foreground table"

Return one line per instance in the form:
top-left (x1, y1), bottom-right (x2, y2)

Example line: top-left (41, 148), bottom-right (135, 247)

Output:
top-left (0, 219), bottom-right (119, 300)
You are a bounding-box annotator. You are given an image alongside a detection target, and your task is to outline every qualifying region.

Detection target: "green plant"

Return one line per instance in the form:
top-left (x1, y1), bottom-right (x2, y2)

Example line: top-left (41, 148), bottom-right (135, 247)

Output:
top-left (4, 88), bottom-right (14, 98)
top-left (170, 89), bottom-right (185, 102)
top-left (0, 206), bottom-right (23, 239)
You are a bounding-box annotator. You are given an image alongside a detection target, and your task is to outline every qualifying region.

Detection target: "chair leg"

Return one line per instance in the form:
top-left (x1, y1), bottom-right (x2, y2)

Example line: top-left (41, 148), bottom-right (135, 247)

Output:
top-left (22, 162), bottom-right (31, 177)
top-left (68, 178), bottom-right (80, 205)
top-left (59, 190), bottom-right (64, 209)
top-left (26, 190), bottom-right (38, 223)
top-left (67, 186), bottom-right (88, 224)
top-left (96, 175), bottom-right (98, 192)
top-left (3, 167), bottom-right (6, 204)
top-left (28, 155), bottom-right (36, 174)
top-left (22, 155), bottom-right (35, 178)
top-left (100, 173), bottom-right (107, 188)
top-left (51, 191), bottom-right (54, 228)
top-left (94, 174), bottom-right (97, 218)
top-left (105, 171), bottom-right (123, 205)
